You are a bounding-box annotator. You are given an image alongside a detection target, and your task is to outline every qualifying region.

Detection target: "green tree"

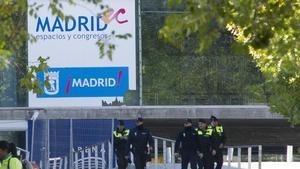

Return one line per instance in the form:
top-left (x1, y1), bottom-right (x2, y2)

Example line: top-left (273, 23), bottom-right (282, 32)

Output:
top-left (160, 0), bottom-right (300, 124)
top-left (141, 12), bottom-right (266, 105)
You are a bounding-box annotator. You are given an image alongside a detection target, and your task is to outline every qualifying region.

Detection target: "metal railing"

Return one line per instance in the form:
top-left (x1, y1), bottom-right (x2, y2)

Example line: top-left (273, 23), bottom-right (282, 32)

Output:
top-left (153, 136), bottom-right (263, 169)
top-left (49, 157), bottom-right (68, 169)
top-left (47, 142), bottom-right (107, 169)
top-left (44, 136), bottom-right (264, 169)
top-left (153, 136), bottom-right (175, 166)
top-left (225, 145), bottom-right (262, 169)
top-left (73, 143), bottom-right (106, 169)
top-left (17, 147), bottom-right (30, 161)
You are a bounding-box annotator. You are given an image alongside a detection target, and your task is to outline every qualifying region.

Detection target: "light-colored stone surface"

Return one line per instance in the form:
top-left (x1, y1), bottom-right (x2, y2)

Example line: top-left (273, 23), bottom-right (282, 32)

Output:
top-left (224, 162), bottom-right (300, 169)
top-left (146, 162), bottom-right (300, 169)
top-left (0, 105), bottom-right (284, 120)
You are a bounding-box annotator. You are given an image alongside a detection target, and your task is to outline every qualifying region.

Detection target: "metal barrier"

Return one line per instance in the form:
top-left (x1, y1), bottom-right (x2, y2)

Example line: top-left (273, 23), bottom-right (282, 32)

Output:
top-left (49, 157), bottom-right (68, 169)
top-left (17, 147), bottom-right (30, 161)
top-left (153, 136), bottom-right (262, 169)
top-left (43, 136), bottom-right (262, 169)
top-left (225, 145), bottom-right (262, 169)
top-left (73, 143), bottom-right (106, 169)
top-left (153, 136), bottom-right (176, 169)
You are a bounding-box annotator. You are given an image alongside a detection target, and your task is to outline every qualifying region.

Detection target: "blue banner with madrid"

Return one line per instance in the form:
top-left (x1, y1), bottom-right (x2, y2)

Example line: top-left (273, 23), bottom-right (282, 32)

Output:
top-left (37, 67), bottom-right (129, 97)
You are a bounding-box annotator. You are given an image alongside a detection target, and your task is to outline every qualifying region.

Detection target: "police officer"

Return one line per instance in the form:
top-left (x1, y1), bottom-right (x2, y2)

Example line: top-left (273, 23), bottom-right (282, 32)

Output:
top-left (113, 120), bottom-right (130, 169)
top-left (196, 119), bottom-right (213, 169)
top-left (126, 118), bottom-right (154, 169)
top-left (210, 116), bottom-right (226, 169)
top-left (0, 141), bottom-right (22, 169)
top-left (175, 119), bottom-right (200, 169)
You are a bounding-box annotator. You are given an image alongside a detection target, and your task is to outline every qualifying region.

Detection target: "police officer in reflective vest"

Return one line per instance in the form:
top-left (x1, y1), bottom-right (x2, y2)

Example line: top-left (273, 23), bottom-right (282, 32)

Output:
top-left (126, 118), bottom-right (154, 169)
top-left (210, 116), bottom-right (226, 169)
top-left (113, 120), bottom-right (130, 169)
top-left (196, 119), bottom-right (213, 169)
top-left (175, 119), bottom-right (200, 169)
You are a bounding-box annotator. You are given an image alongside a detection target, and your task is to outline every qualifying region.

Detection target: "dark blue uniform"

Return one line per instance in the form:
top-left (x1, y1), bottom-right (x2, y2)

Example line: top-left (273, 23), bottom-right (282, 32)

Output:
top-left (211, 125), bottom-right (226, 169)
top-left (126, 125), bottom-right (154, 169)
top-left (175, 126), bottom-right (199, 169)
top-left (196, 127), bottom-right (213, 169)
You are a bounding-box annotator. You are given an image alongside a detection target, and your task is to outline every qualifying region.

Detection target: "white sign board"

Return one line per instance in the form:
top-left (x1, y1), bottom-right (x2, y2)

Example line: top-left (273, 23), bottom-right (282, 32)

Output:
top-left (28, 0), bottom-right (136, 107)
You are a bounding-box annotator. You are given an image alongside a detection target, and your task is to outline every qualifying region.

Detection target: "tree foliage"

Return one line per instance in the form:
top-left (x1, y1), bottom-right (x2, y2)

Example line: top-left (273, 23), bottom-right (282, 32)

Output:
top-left (141, 11), bottom-right (266, 105)
top-left (160, 0), bottom-right (300, 124)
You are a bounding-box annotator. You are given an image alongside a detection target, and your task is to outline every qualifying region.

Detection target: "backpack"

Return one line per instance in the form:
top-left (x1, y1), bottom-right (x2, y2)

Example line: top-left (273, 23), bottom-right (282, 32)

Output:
top-left (8, 157), bottom-right (33, 169)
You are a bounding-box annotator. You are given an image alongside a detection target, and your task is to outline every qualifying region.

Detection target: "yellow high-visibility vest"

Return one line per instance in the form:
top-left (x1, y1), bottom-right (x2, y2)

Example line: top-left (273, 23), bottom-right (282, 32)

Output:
top-left (205, 128), bottom-right (213, 136)
top-left (113, 129), bottom-right (130, 138)
top-left (196, 128), bottom-right (212, 137)
top-left (198, 130), bottom-right (204, 136)
top-left (215, 125), bottom-right (224, 136)
top-left (216, 126), bottom-right (223, 133)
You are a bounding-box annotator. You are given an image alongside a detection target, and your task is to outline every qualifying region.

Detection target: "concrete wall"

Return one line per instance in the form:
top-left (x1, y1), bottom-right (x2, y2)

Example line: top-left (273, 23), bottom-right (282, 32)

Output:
top-left (144, 119), bottom-right (300, 147)
top-left (0, 105), bottom-right (283, 120)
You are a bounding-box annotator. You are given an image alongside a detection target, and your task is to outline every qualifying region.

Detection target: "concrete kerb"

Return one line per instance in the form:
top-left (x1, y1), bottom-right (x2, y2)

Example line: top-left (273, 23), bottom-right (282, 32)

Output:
top-left (0, 105), bottom-right (285, 120)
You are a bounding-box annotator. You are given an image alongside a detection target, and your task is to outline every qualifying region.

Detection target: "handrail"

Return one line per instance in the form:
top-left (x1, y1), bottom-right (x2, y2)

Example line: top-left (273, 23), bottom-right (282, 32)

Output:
top-left (49, 157), bottom-right (65, 169)
top-left (225, 145), bottom-right (262, 169)
top-left (17, 147), bottom-right (30, 153)
top-left (225, 145), bottom-right (261, 148)
top-left (153, 136), bottom-right (176, 143)
top-left (17, 147), bottom-right (30, 160)
top-left (153, 136), bottom-right (262, 169)
top-left (153, 136), bottom-right (176, 165)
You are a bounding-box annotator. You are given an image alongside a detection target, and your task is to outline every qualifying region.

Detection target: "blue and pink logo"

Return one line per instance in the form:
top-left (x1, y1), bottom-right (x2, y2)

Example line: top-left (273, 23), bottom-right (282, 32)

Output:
top-left (37, 67), bottom-right (129, 98)
top-left (36, 8), bottom-right (129, 32)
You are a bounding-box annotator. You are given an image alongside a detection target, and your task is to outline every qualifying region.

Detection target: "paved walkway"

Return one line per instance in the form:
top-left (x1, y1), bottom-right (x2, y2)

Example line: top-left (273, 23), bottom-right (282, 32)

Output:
top-left (146, 162), bottom-right (300, 169)
top-left (224, 162), bottom-right (300, 169)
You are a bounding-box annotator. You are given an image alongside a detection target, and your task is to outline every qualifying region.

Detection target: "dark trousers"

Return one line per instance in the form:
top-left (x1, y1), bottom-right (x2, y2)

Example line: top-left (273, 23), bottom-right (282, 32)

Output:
top-left (133, 152), bottom-right (147, 169)
top-left (116, 152), bottom-right (128, 169)
top-left (213, 150), bottom-right (223, 169)
top-left (181, 151), bottom-right (198, 169)
top-left (198, 152), bottom-right (214, 169)
top-left (198, 157), bottom-right (204, 169)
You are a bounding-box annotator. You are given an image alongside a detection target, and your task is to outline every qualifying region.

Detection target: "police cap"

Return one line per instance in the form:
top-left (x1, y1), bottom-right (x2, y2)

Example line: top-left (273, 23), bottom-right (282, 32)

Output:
top-left (210, 115), bottom-right (218, 121)
top-left (118, 120), bottom-right (125, 126)
top-left (185, 118), bottom-right (193, 124)
top-left (198, 119), bottom-right (206, 123)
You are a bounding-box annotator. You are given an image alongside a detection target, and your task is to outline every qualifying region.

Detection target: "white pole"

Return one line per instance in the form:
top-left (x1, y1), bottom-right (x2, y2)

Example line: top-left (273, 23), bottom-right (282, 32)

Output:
top-left (26, 128), bottom-right (29, 160)
top-left (69, 119), bottom-right (74, 169)
top-left (30, 120), bottom-right (35, 162)
top-left (238, 148), bottom-right (241, 169)
top-left (109, 143), bottom-right (113, 169)
top-left (138, 0), bottom-right (143, 106)
top-left (64, 156), bottom-right (68, 169)
top-left (163, 141), bottom-right (167, 164)
top-left (101, 143), bottom-right (105, 169)
top-left (95, 145), bottom-right (98, 168)
top-left (166, 147), bottom-right (172, 163)
top-left (59, 158), bottom-right (63, 169)
top-left (109, 119), bottom-right (115, 169)
top-left (287, 145), bottom-right (293, 162)
top-left (248, 147), bottom-right (252, 169)
top-left (171, 142), bottom-right (175, 164)
top-left (88, 148), bottom-right (91, 169)
top-left (258, 145), bottom-right (262, 169)
top-left (74, 152), bottom-right (78, 169)
top-left (30, 110), bottom-right (39, 162)
top-left (154, 139), bottom-right (158, 169)
top-left (227, 148), bottom-right (233, 167)
top-left (45, 119), bottom-right (50, 169)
